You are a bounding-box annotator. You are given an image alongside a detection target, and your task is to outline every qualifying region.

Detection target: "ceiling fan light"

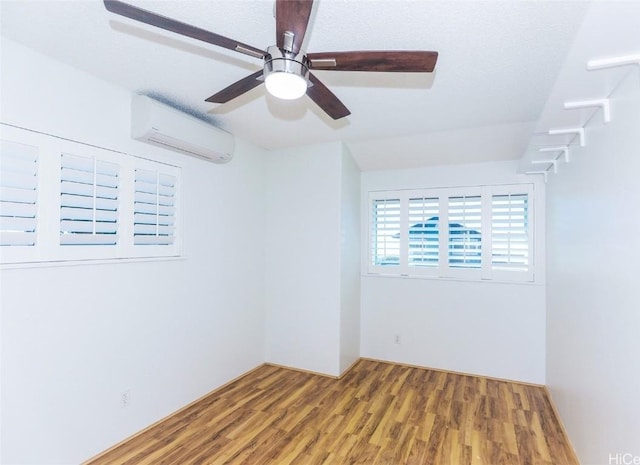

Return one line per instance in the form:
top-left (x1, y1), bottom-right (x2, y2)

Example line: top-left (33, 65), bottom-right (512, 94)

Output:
top-left (265, 71), bottom-right (307, 100)
top-left (263, 46), bottom-right (309, 101)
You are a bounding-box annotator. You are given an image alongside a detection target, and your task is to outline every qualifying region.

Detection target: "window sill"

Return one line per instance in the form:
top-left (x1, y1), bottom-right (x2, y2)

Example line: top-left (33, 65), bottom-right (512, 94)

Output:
top-left (0, 255), bottom-right (185, 270)
top-left (361, 271), bottom-right (542, 286)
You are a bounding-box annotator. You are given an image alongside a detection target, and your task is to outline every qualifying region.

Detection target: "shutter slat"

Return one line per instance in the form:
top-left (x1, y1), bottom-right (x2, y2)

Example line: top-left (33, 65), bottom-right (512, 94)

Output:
top-left (1, 201), bottom-right (37, 218)
top-left (61, 154), bottom-right (94, 172)
top-left (61, 168), bottom-right (93, 184)
top-left (158, 184), bottom-right (174, 196)
top-left (0, 171), bottom-right (37, 190)
top-left (60, 220), bottom-right (118, 234)
top-left (157, 194), bottom-right (175, 207)
top-left (134, 180), bottom-right (157, 195)
top-left (134, 212), bottom-right (157, 224)
top-left (158, 205), bottom-right (175, 216)
top-left (60, 193), bottom-right (93, 209)
top-left (61, 180), bottom-right (93, 197)
top-left (135, 191), bottom-right (157, 204)
top-left (135, 169), bottom-right (156, 183)
top-left (95, 185), bottom-right (118, 200)
top-left (0, 155), bottom-right (37, 174)
top-left (61, 190), bottom-right (118, 206)
top-left (158, 173), bottom-right (175, 187)
top-left (134, 224), bottom-right (175, 235)
top-left (0, 216), bottom-right (37, 232)
top-left (60, 234), bottom-right (119, 245)
top-left (96, 173), bottom-right (118, 188)
top-left (157, 216), bottom-right (175, 226)
top-left (95, 160), bottom-right (119, 177)
top-left (61, 207), bottom-right (90, 221)
top-left (0, 231), bottom-right (36, 246)
top-left (0, 186), bottom-right (37, 204)
top-left (134, 202), bottom-right (156, 215)
top-left (134, 235), bottom-right (174, 245)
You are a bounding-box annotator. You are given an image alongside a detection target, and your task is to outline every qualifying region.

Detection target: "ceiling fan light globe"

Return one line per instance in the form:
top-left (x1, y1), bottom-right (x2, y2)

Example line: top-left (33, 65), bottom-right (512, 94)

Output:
top-left (265, 71), bottom-right (307, 100)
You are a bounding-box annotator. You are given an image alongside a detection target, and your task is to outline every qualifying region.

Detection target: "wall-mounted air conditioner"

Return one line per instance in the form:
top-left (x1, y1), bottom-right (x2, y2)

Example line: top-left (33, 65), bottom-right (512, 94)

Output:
top-left (131, 95), bottom-right (234, 164)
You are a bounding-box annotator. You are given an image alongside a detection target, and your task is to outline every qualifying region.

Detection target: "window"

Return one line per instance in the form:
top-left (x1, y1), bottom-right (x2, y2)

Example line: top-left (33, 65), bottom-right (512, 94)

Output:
top-left (492, 193), bottom-right (529, 271)
top-left (134, 169), bottom-right (177, 246)
top-left (60, 153), bottom-right (119, 246)
top-left (371, 198), bottom-right (400, 266)
top-left (0, 140), bottom-right (38, 248)
top-left (369, 184), bottom-right (534, 282)
top-left (0, 124), bottom-right (181, 265)
top-left (408, 197), bottom-right (439, 268)
top-left (448, 195), bottom-right (481, 269)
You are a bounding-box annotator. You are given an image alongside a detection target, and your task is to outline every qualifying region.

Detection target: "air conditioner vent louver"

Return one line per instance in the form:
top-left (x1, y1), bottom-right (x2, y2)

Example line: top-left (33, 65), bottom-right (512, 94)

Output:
top-left (131, 95), bottom-right (234, 164)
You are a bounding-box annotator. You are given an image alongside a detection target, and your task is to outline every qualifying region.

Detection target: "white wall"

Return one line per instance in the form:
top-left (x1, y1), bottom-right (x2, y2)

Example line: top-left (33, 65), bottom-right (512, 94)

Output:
top-left (360, 161), bottom-right (546, 383)
top-left (546, 70), bottom-right (640, 465)
top-left (264, 142), bottom-right (362, 377)
top-left (339, 145), bottom-right (361, 373)
top-left (0, 39), bottom-right (266, 464)
top-left (264, 142), bottom-right (343, 376)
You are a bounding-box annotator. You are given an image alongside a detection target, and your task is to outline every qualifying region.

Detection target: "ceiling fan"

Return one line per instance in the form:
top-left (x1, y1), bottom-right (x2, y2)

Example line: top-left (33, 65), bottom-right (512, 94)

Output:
top-left (103, 0), bottom-right (438, 120)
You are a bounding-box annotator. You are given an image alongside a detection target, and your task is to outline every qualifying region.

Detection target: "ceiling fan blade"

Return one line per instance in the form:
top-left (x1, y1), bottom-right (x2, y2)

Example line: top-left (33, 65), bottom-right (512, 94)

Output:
top-left (308, 51), bottom-right (438, 72)
top-left (276, 0), bottom-right (314, 54)
top-left (205, 70), bottom-right (264, 103)
top-left (103, 0), bottom-right (266, 59)
top-left (306, 73), bottom-right (350, 120)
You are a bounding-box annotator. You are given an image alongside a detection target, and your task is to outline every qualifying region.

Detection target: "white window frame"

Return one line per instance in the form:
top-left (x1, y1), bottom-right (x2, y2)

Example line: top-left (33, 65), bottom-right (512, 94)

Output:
top-left (1, 124), bottom-right (181, 266)
top-left (367, 183), bottom-right (534, 283)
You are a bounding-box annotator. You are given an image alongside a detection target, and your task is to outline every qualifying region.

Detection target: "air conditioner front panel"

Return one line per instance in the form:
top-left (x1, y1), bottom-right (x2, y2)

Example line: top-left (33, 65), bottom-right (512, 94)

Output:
top-left (131, 95), bottom-right (234, 164)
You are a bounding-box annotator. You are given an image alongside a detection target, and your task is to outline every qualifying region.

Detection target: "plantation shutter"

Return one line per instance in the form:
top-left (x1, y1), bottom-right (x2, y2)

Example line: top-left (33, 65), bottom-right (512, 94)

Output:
top-left (492, 193), bottom-right (529, 271)
top-left (408, 197), bottom-right (439, 267)
top-left (0, 140), bottom-right (38, 246)
top-left (60, 153), bottom-right (119, 245)
top-left (371, 198), bottom-right (400, 266)
top-left (448, 195), bottom-right (482, 268)
top-left (134, 169), bottom-right (176, 245)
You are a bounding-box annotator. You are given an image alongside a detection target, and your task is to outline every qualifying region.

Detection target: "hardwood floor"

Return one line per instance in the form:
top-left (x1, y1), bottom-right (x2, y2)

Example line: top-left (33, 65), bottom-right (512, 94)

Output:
top-left (86, 360), bottom-right (577, 465)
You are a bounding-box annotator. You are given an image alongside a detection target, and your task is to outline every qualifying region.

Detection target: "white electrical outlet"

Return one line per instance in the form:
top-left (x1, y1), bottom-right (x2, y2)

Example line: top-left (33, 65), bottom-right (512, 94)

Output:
top-left (120, 389), bottom-right (131, 408)
top-left (395, 334), bottom-right (401, 344)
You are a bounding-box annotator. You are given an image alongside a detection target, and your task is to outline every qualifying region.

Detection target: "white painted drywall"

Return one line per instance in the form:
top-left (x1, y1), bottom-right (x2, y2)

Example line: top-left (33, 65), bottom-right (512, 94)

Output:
top-left (339, 145), bottom-right (361, 374)
top-left (360, 161), bottom-right (546, 383)
top-left (546, 70), bottom-right (640, 464)
top-left (264, 142), bottom-right (343, 376)
top-left (0, 39), bottom-right (266, 464)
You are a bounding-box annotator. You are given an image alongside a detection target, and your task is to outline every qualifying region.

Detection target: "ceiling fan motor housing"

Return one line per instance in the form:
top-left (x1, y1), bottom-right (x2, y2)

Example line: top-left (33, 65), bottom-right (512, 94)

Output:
top-left (264, 45), bottom-right (310, 90)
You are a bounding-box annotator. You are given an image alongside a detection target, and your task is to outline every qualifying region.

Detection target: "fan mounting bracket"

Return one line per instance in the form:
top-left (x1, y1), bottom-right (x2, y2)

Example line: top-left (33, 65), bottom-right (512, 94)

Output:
top-left (309, 58), bottom-right (337, 68)
top-left (234, 45), bottom-right (266, 59)
top-left (282, 31), bottom-right (295, 53)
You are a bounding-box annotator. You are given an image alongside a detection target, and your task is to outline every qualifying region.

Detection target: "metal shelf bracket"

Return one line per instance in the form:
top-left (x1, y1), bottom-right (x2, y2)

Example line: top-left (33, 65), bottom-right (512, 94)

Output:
top-left (539, 146), bottom-right (570, 163)
top-left (548, 127), bottom-right (585, 147)
top-left (587, 54), bottom-right (640, 71)
top-left (564, 98), bottom-right (611, 123)
top-left (531, 159), bottom-right (558, 174)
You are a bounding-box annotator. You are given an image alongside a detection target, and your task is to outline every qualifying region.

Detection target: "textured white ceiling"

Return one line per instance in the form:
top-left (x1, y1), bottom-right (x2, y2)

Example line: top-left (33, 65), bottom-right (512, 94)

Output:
top-left (0, 0), bottom-right (591, 169)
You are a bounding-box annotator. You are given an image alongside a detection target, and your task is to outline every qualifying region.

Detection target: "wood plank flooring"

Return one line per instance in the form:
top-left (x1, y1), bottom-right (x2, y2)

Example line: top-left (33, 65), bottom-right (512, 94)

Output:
top-left (86, 360), bottom-right (577, 465)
